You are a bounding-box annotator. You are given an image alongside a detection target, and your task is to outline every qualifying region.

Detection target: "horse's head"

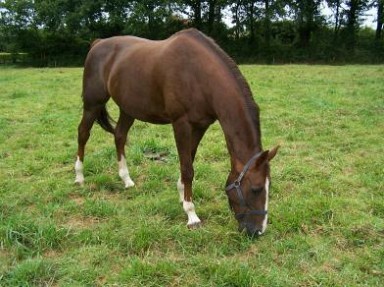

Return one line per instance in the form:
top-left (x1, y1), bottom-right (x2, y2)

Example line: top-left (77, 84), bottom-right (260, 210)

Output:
top-left (226, 146), bottom-right (278, 237)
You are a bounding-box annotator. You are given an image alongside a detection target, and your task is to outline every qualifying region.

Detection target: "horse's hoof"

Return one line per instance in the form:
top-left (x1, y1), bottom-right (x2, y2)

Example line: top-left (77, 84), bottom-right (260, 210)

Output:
top-left (74, 179), bottom-right (84, 186)
top-left (124, 180), bottom-right (135, 189)
top-left (187, 221), bottom-right (202, 229)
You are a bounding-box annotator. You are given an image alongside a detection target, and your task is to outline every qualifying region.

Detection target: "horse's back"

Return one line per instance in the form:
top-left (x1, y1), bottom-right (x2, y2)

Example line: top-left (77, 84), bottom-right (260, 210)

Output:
top-left (83, 30), bottom-right (220, 124)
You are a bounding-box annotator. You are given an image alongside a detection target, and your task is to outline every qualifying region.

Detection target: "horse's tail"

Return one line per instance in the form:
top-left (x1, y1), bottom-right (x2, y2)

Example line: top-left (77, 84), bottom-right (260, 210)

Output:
top-left (83, 38), bottom-right (114, 134)
top-left (96, 105), bottom-right (115, 135)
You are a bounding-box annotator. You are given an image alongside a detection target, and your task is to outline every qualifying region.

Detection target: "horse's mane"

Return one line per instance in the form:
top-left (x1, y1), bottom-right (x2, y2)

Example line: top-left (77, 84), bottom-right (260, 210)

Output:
top-left (177, 29), bottom-right (262, 144)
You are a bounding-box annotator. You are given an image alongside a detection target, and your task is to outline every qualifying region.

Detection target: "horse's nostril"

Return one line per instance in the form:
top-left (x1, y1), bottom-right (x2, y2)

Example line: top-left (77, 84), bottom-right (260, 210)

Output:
top-left (239, 223), bottom-right (264, 237)
top-left (248, 229), bottom-right (263, 237)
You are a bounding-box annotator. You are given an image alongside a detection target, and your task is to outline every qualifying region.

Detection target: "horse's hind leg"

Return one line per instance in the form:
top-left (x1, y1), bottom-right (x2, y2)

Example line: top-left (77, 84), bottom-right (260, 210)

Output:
top-left (115, 110), bottom-right (135, 188)
top-left (75, 108), bottom-right (99, 185)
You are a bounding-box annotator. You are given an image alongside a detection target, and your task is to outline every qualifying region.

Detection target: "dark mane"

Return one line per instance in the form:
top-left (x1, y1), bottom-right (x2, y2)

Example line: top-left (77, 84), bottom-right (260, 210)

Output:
top-left (178, 29), bottom-right (262, 146)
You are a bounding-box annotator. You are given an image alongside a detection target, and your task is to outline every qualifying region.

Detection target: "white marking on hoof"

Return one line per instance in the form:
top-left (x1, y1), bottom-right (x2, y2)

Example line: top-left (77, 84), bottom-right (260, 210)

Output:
top-left (119, 155), bottom-right (135, 188)
top-left (75, 156), bottom-right (84, 185)
top-left (183, 201), bottom-right (201, 227)
top-left (177, 177), bottom-right (184, 203)
top-left (261, 177), bottom-right (270, 234)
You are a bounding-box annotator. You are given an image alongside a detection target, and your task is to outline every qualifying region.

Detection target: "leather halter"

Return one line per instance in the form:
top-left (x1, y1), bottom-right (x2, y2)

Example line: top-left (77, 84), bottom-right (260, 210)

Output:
top-left (225, 152), bottom-right (268, 220)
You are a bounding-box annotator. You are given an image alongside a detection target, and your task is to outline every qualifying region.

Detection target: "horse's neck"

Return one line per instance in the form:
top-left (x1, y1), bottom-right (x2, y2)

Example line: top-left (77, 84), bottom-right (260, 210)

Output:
top-left (216, 98), bottom-right (262, 167)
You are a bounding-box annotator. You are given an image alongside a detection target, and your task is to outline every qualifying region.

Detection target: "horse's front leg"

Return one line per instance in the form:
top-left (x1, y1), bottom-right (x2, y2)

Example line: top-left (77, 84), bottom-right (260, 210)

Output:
top-left (172, 118), bottom-right (202, 228)
top-left (115, 111), bottom-right (135, 188)
top-left (177, 124), bottom-right (209, 203)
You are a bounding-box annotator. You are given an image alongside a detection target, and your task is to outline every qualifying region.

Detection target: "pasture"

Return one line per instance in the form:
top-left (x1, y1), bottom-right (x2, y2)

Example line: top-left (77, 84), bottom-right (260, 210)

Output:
top-left (0, 65), bottom-right (383, 286)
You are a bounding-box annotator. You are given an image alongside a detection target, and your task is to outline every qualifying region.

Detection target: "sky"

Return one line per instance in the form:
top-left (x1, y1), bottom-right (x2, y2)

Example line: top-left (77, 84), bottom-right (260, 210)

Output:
top-left (223, 5), bottom-right (378, 30)
top-left (322, 5), bottom-right (377, 29)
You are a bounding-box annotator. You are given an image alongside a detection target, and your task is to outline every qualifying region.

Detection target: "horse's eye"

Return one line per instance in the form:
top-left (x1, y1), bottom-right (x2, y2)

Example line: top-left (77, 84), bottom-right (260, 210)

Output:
top-left (251, 186), bottom-right (263, 194)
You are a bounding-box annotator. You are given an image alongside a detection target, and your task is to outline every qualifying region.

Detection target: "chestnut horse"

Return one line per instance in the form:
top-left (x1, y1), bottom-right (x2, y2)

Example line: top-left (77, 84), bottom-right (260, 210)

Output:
top-left (75, 29), bottom-right (278, 236)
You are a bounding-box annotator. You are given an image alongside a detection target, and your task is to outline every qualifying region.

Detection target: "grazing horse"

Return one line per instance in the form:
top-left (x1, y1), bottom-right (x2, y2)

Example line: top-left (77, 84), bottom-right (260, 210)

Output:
top-left (75, 28), bottom-right (278, 236)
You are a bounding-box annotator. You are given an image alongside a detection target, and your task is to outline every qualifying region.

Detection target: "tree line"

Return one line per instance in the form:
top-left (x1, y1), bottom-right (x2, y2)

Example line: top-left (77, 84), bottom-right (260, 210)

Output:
top-left (1, 0), bottom-right (383, 65)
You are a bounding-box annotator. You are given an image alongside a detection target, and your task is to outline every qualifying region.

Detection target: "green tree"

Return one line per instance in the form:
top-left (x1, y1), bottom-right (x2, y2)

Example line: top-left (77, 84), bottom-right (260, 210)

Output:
top-left (289, 0), bottom-right (323, 48)
top-left (0, 0), bottom-right (36, 52)
top-left (185, 0), bottom-right (203, 29)
top-left (343, 0), bottom-right (370, 50)
top-left (375, 0), bottom-right (383, 39)
top-left (326, 0), bottom-right (344, 39)
top-left (126, 0), bottom-right (176, 39)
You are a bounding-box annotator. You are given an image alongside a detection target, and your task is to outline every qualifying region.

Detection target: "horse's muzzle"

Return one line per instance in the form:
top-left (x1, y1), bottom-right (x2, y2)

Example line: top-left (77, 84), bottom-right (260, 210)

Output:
top-left (239, 222), bottom-right (264, 237)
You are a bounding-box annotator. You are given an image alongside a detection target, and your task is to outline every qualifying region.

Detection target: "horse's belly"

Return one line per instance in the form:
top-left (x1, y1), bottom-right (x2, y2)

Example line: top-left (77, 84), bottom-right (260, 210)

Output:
top-left (131, 112), bottom-right (171, 124)
top-left (118, 102), bottom-right (171, 124)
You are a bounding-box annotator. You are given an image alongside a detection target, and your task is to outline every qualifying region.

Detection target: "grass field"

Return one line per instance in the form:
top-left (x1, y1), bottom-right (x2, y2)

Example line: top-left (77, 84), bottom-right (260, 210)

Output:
top-left (0, 65), bottom-right (383, 286)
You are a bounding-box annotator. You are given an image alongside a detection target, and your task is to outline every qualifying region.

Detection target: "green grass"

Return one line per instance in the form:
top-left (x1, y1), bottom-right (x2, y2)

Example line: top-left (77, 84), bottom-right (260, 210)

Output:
top-left (0, 65), bottom-right (383, 286)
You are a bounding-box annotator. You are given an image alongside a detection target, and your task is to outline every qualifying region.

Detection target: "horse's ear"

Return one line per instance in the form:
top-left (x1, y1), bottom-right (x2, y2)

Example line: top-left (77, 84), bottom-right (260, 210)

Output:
top-left (255, 150), bottom-right (269, 167)
top-left (267, 145), bottom-right (279, 161)
top-left (255, 146), bottom-right (279, 167)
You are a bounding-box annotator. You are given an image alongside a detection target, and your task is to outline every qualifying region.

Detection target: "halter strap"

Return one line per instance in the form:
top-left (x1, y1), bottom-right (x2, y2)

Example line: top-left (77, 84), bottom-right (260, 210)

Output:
top-left (225, 151), bottom-right (268, 218)
top-left (225, 151), bottom-right (264, 193)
